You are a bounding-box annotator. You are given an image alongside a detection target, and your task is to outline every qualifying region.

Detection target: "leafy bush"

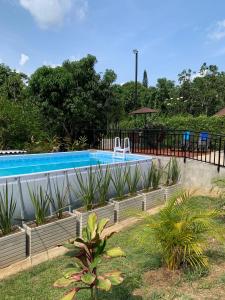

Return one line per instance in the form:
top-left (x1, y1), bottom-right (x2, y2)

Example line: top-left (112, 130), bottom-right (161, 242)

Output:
top-left (51, 180), bottom-right (69, 219)
top-left (0, 183), bottom-right (16, 235)
top-left (111, 165), bottom-right (127, 199)
top-left (54, 213), bottom-right (125, 300)
top-left (142, 160), bottom-right (163, 191)
top-left (148, 191), bottom-right (223, 270)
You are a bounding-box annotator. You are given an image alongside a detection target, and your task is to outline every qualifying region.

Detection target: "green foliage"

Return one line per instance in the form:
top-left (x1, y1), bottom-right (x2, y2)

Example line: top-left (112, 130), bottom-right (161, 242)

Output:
top-left (126, 164), bottom-right (141, 195)
top-left (54, 213), bottom-right (125, 300)
top-left (142, 70), bottom-right (148, 88)
top-left (64, 136), bottom-right (88, 151)
top-left (142, 160), bottom-right (163, 191)
top-left (111, 165), bottom-right (127, 199)
top-left (0, 183), bottom-right (16, 235)
top-left (28, 186), bottom-right (51, 226)
top-left (165, 158), bottom-right (180, 186)
top-left (96, 165), bottom-right (111, 205)
top-left (74, 167), bottom-right (97, 211)
top-left (51, 181), bottom-right (69, 219)
top-left (148, 191), bottom-right (223, 270)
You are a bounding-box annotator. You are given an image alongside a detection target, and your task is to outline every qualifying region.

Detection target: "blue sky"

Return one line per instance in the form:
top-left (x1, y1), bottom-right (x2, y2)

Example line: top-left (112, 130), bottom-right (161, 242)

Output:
top-left (1, 0), bottom-right (225, 85)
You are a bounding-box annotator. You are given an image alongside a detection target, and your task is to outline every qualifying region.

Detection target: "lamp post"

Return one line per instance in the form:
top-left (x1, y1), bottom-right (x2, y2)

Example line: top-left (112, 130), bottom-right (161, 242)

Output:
top-left (133, 49), bottom-right (138, 107)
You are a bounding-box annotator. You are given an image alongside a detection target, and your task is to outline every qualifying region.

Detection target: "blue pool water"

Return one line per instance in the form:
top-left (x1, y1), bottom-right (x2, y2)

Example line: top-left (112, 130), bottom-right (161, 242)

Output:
top-left (0, 151), bottom-right (149, 177)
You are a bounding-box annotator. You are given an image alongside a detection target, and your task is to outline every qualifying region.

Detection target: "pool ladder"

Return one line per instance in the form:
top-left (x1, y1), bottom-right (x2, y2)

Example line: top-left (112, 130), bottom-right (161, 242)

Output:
top-left (113, 137), bottom-right (131, 158)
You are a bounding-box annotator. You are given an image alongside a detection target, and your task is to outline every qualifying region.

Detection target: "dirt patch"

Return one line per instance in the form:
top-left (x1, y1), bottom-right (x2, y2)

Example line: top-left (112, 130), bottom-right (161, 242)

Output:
top-left (134, 263), bottom-right (225, 300)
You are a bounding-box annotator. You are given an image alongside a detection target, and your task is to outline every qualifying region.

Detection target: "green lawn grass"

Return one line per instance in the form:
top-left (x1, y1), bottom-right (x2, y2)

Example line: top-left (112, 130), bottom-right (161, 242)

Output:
top-left (0, 196), bottom-right (225, 300)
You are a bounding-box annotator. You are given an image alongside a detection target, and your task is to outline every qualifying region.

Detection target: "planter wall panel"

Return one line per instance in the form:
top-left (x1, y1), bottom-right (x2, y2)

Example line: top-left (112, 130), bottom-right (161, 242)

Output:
top-left (164, 183), bottom-right (183, 200)
top-left (143, 188), bottom-right (165, 210)
top-left (0, 229), bottom-right (26, 269)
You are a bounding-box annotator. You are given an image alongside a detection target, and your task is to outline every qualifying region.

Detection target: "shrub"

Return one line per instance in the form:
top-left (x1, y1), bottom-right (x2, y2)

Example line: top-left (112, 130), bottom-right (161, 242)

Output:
top-left (142, 160), bottom-right (163, 191)
top-left (54, 213), bottom-right (125, 300)
top-left (111, 165), bottom-right (127, 199)
top-left (51, 180), bottom-right (69, 219)
top-left (0, 183), bottom-right (16, 235)
top-left (148, 191), bottom-right (223, 270)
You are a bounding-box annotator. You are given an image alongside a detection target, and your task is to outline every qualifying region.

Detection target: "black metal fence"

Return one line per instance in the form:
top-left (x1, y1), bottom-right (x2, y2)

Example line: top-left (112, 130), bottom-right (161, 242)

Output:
top-left (86, 129), bottom-right (225, 172)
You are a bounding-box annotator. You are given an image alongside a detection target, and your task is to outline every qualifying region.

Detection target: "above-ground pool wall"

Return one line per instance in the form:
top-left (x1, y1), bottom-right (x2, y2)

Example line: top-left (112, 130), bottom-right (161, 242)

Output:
top-left (0, 158), bottom-right (151, 223)
top-left (155, 156), bottom-right (225, 191)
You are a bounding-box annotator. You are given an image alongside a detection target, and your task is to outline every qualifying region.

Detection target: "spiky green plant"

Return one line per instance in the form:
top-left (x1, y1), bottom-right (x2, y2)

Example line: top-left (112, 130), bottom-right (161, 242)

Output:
top-left (165, 157), bottom-right (180, 186)
top-left (0, 183), bottom-right (16, 235)
top-left (126, 164), bottom-right (141, 195)
top-left (142, 161), bottom-right (162, 191)
top-left (74, 167), bottom-right (97, 211)
top-left (96, 165), bottom-right (111, 205)
top-left (54, 213), bottom-right (125, 300)
top-left (51, 180), bottom-right (69, 219)
top-left (111, 165), bottom-right (127, 199)
top-left (148, 191), bottom-right (223, 270)
top-left (28, 186), bottom-right (51, 226)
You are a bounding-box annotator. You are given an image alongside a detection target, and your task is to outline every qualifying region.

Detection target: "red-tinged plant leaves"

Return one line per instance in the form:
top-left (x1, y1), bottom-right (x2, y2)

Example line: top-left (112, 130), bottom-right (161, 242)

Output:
top-left (97, 218), bottom-right (109, 234)
top-left (105, 271), bottom-right (124, 285)
top-left (53, 277), bottom-right (74, 288)
top-left (96, 276), bottom-right (112, 291)
top-left (87, 213), bottom-right (97, 238)
top-left (63, 267), bottom-right (82, 279)
top-left (103, 231), bottom-right (117, 241)
top-left (105, 247), bottom-right (126, 258)
top-left (60, 289), bottom-right (78, 300)
top-left (81, 273), bottom-right (96, 285)
top-left (71, 273), bottom-right (82, 281)
top-left (90, 257), bottom-right (102, 271)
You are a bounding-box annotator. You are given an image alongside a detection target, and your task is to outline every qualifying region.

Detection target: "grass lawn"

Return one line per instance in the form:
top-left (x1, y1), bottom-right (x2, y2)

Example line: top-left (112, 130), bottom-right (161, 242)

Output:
top-left (1, 196), bottom-right (225, 300)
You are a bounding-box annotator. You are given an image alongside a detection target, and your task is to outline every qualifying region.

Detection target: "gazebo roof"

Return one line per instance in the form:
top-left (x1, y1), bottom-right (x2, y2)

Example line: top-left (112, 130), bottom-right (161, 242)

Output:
top-left (215, 107), bottom-right (225, 116)
top-left (129, 107), bottom-right (159, 115)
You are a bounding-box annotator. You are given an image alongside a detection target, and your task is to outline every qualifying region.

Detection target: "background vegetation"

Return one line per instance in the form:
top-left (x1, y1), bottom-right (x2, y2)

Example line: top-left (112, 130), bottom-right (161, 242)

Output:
top-left (1, 58), bottom-right (225, 150)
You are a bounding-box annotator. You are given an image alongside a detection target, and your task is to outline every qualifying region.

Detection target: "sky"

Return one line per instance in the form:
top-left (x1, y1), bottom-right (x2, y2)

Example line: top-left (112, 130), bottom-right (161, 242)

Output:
top-left (1, 0), bottom-right (225, 85)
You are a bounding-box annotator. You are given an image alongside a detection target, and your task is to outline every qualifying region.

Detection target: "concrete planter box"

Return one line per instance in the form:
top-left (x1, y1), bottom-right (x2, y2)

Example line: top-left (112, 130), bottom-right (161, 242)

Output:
top-left (0, 226), bottom-right (26, 269)
top-left (164, 182), bottom-right (183, 200)
top-left (112, 194), bottom-right (144, 222)
top-left (74, 203), bottom-right (115, 237)
top-left (142, 188), bottom-right (165, 211)
top-left (23, 212), bottom-right (77, 256)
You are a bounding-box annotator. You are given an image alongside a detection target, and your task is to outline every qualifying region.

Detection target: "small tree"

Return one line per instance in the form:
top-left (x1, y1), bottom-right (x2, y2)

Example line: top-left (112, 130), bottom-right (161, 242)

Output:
top-left (142, 70), bottom-right (148, 88)
top-left (54, 213), bottom-right (125, 299)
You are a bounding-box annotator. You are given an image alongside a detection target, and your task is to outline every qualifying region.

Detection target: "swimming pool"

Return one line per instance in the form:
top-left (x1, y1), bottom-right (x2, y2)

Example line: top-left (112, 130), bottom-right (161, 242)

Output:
top-left (0, 151), bottom-right (152, 221)
top-left (0, 150), bottom-right (150, 177)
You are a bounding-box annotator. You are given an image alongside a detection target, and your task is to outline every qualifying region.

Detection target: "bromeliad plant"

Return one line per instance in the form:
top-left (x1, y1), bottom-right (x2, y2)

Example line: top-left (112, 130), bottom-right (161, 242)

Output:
top-left (148, 191), bottom-right (223, 270)
top-left (74, 167), bottom-right (97, 211)
top-left (111, 165), bottom-right (127, 199)
top-left (165, 157), bottom-right (180, 186)
top-left (28, 186), bottom-right (51, 226)
top-left (0, 183), bottom-right (16, 235)
top-left (96, 165), bottom-right (111, 206)
top-left (126, 164), bottom-right (141, 195)
top-left (54, 213), bottom-right (125, 300)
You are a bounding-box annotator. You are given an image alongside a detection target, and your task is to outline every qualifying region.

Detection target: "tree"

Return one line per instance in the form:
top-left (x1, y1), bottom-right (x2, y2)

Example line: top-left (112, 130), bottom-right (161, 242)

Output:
top-left (142, 70), bottom-right (148, 88)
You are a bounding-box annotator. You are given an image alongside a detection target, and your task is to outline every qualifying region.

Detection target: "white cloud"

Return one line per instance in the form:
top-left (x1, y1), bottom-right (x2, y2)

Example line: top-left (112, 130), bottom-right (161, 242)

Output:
top-left (19, 0), bottom-right (88, 29)
top-left (43, 60), bottom-right (61, 68)
top-left (208, 20), bottom-right (225, 41)
top-left (19, 53), bottom-right (29, 66)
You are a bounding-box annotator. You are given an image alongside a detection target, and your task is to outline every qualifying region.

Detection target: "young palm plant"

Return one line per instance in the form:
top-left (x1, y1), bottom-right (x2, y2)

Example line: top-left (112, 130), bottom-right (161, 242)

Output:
top-left (126, 164), bottom-right (141, 195)
top-left (96, 165), bottom-right (111, 206)
top-left (148, 191), bottom-right (223, 270)
top-left (54, 213), bottom-right (125, 300)
top-left (111, 165), bottom-right (127, 199)
top-left (74, 167), bottom-right (97, 211)
top-left (28, 186), bottom-right (51, 226)
top-left (0, 183), bottom-right (16, 235)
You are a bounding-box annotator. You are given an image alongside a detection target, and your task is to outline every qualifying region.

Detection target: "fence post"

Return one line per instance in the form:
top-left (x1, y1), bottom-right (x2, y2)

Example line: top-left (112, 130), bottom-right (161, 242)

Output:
top-left (184, 137), bottom-right (187, 164)
top-left (217, 136), bottom-right (221, 173)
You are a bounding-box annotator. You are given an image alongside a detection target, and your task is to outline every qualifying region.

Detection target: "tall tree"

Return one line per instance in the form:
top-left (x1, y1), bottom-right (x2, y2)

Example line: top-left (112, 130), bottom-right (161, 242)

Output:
top-left (142, 70), bottom-right (148, 88)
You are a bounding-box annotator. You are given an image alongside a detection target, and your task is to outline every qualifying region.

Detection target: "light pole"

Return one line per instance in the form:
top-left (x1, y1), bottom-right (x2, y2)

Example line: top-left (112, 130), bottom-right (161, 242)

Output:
top-left (133, 49), bottom-right (138, 107)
